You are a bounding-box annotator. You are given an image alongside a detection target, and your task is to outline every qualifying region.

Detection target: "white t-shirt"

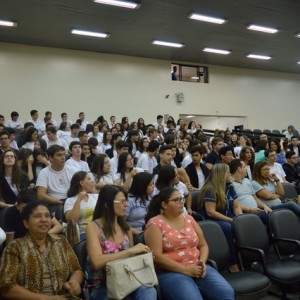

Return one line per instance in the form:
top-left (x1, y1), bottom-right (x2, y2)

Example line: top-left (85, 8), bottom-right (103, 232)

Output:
top-left (136, 153), bottom-right (157, 173)
top-left (21, 142), bottom-right (35, 151)
top-left (6, 120), bottom-right (23, 129)
top-left (29, 119), bottom-right (45, 134)
top-left (181, 154), bottom-right (192, 168)
top-left (115, 167), bottom-right (144, 185)
top-left (46, 138), bottom-right (68, 150)
top-left (36, 165), bottom-right (77, 200)
top-left (110, 156), bottom-right (119, 175)
top-left (0, 227), bottom-right (6, 246)
top-left (64, 194), bottom-right (98, 233)
top-left (65, 157), bottom-right (90, 172)
top-left (64, 136), bottom-right (79, 146)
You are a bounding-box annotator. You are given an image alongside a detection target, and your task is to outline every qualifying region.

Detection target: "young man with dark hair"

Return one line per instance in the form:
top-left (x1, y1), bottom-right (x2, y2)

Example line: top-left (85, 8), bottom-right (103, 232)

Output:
top-left (16, 122), bottom-right (34, 148)
top-left (185, 146), bottom-right (209, 191)
top-left (78, 112), bottom-right (89, 131)
top-left (0, 131), bottom-right (18, 155)
top-left (205, 137), bottom-right (224, 169)
top-left (45, 126), bottom-right (69, 150)
top-left (65, 141), bottom-right (90, 172)
top-left (109, 140), bottom-right (129, 175)
top-left (288, 136), bottom-right (300, 157)
top-left (105, 133), bottom-right (123, 159)
top-left (126, 130), bottom-right (140, 156)
top-left (36, 145), bottom-right (77, 207)
top-left (28, 109), bottom-right (45, 135)
top-left (64, 123), bottom-right (80, 146)
top-left (6, 111), bottom-right (23, 129)
top-left (152, 145), bottom-right (173, 177)
top-left (265, 148), bottom-right (288, 183)
top-left (220, 146), bottom-right (234, 165)
top-left (283, 151), bottom-right (300, 194)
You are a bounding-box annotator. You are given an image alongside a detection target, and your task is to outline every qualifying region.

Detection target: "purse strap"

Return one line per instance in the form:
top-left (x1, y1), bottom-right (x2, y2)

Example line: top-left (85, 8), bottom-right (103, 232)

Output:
top-left (123, 257), bottom-right (157, 287)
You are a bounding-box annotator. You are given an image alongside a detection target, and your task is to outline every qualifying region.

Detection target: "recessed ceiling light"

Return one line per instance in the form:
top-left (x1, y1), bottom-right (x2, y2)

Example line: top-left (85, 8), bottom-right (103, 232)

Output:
top-left (71, 29), bottom-right (110, 38)
top-left (295, 33), bottom-right (300, 38)
top-left (247, 25), bottom-right (278, 34)
top-left (189, 13), bottom-right (227, 24)
top-left (247, 54), bottom-right (271, 60)
top-left (152, 40), bottom-right (184, 48)
top-left (0, 20), bottom-right (17, 27)
top-left (297, 61), bottom-right (300, 64)
top-left (93, 0), bottom-right (140, 9)
top-left (203, 48), bottom-right (231, 55)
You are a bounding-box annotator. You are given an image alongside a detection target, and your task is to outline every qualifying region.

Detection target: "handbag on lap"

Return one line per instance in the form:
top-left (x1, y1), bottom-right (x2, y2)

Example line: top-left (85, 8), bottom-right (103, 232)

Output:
top-left (106, 252), bottom-right (158, 300)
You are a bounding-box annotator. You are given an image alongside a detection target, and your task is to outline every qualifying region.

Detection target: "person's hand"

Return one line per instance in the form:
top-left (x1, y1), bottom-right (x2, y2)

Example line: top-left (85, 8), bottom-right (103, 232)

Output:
top-left (268, 173), bottom-right (278, 181)
top-left (198, 260), bottom-right (207, 277)
top-left (263, 206), bottom-right (272, 213)
top-left (78, 191), bottom-right (88, 202)
top-left (187, 208), bottom-right (193, 215)
top-left (128, 243), bottom-right (151, 255)
top-left (249, 207), bottom-right (264, 214)
top-left (37, 155), bottom-right (49, 165)
top-left (64, 279), bottom-right (82, 296)
top-left (129, 168), bottom-right (138, 177)
top-left (186, 183), bottom-right (193, 191)
top-left (184, 265), bottom-right (203, 278)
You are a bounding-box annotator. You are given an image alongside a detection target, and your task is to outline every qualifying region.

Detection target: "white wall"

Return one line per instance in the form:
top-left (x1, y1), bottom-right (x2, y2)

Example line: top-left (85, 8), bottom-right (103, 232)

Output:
top-left (0, 42), bottom-right (299, 130)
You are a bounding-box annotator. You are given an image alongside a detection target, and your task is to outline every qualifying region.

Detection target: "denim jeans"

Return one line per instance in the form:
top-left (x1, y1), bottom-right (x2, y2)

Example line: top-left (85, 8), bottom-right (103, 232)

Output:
top-left (272, 201), bottom-right (300, 216)
top-left (91, 285), bottom-right (157, 300)
top-left (157, 265), bottom-right (234, 300)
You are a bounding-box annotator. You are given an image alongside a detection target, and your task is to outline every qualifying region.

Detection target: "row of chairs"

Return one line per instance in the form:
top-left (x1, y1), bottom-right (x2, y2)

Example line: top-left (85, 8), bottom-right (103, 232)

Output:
top-left (201, 210), bottom-right (300, 299)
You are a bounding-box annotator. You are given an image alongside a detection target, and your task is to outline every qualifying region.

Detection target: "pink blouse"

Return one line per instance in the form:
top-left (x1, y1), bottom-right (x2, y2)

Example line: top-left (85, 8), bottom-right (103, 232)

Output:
top-left (146, 214), bottom-right (200, 266)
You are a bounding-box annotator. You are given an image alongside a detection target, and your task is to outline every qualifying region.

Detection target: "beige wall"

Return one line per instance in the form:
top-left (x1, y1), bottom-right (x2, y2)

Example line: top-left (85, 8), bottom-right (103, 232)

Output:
top-left (0, 42), bottom-right (299, 130)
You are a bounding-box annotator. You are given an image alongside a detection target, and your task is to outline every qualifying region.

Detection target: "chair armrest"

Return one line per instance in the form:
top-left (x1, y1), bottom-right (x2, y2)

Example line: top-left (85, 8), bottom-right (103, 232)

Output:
top-left (273, 238), bottom-right (300, 260)
top-left (206, 259), bottom-right (218, 271)
top-left (237, 246), bottom-right (267, 273)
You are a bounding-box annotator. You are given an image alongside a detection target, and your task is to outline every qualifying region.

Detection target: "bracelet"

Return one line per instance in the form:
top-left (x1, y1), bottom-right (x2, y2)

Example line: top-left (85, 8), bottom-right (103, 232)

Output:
top-left (274, 179), bottom-right (280, 183)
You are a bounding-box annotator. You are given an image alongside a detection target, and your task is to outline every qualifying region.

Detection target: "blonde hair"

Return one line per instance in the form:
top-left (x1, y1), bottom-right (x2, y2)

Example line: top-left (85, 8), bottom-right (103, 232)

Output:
top-left (199, 163), bottom-right (230, 210)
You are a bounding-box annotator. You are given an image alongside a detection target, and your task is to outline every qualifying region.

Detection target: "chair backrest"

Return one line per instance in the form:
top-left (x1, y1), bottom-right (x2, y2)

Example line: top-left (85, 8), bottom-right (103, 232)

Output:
top-left (263, 129), bottom-right (271, 134)
top-left (280, 183), bottom-right (298, 201)
top-left (134, 232), bottom-right (145, 245)
top-left (272, 130), bottom-right (281, 135)
top-left (0, 207), bottom-right (10, 228)
top-left (73, 239), bottom-right (87, 271)
top-left (191, 190), bottom-right (200, 212)
top-left (269, 209), bottom-right (300, 255)
top-left (55, 204), bottom-right (66, 223)
top-left (233, 214), bottom-right (270, 263)
top-left (199, 221), bottom-right (230, 271)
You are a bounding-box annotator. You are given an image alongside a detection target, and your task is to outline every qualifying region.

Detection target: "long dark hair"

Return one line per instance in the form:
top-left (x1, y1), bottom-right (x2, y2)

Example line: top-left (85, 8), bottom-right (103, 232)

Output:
top-left (117, 152), bottom-right (133, 183)
top-left (67, 171), bottom-right (87, 197)
top-left (24, 127), bottom-right (38, 143)
top-left (129, 172), bottom-right (153, 205)
top-left (17, 148), bottom-right (33, 173)
top-left (90, 154), bottom-right (108, 182)
top-left (145, 187), bottom-right (176, 224)
top-left (93, 185), bottom-right (130, 238)
top-left (0, 149), bottom-right (28, 190)
top-left (155, 165), bottom-right (176, 190)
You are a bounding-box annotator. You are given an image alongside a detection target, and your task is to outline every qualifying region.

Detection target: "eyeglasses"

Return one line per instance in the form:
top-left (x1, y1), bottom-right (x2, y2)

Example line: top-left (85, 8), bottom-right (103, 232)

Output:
top-left (4, 155), bottom-right (15, 158)
top-left (114, 199), bottom-right (128, 205)
top-left (169, 196), bottom-right (185, 204)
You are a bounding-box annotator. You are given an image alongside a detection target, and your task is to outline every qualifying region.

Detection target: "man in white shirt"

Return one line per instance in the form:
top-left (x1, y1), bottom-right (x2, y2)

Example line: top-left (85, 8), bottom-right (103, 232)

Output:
top-left (64, 123), bottom-right (80, 146)
top-left (36, 145), bottom-right (77, 209)
top-left (6, 111), bottom-right (23, 129)
top-left (65, 141), bottom-right (90, 172)
top-left (78, 112), bottom-right (89, 131)
top-left (45, 126), bottom-right (69, 151)
top-left (265, 149), bottom-right (288, 183)
top-left (58, 112), bottom-right (73, 128)
top-left (28, 109), bottom-right (45, 135)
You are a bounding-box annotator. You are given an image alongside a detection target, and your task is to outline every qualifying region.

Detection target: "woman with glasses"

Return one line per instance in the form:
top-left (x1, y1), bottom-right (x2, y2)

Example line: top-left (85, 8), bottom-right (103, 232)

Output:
top-left (199, 163), bottom-right (243, 272)
top-left (144, 187), bottom-right (234, 300)
top-left (252, 161), bottom-right (300, 215)
top-left (0, 150), bottom-right (30, 208)
top-left (85, 185), bottom-right (157, 300)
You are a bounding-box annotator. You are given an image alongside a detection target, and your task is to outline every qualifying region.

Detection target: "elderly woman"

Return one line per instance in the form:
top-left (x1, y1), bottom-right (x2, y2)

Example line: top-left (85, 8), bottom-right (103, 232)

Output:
top-left (144, 187), bottom-right (234, 300)
top-left (0, 201), bottom-right (83, 299)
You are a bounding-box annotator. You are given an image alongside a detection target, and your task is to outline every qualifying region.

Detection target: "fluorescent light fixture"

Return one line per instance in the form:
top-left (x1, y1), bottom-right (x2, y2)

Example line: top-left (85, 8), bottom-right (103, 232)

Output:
top-left (152, 40), bottom-right (184, 48)
top-left (247, 54), bottom-right (271, 60)
top-left (189, 13), bottom-right (226, 24)
top-left (297, 61), bottom-right (300, 64)
top-left (191, 77), bottom-right (199, 80)
top-left (93, 0), bottom-right (140, 9)
top-left (0, 20), bottom-right (17, 27)
top-left (295, 33), bottom-right (300, 38)
top-left (247, 24), bottom-right (278, 34)
top-left (71, 29), bottom-right (110, 38)
top-left (203, 48), bottom-right (231, 55)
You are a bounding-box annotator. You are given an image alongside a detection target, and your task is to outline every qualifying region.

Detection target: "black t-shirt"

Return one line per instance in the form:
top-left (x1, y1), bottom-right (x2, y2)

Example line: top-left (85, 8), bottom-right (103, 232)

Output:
top-left (205, 150), bottom-right (221, 165)
top-left (2, 205), bottom-right (26, 238)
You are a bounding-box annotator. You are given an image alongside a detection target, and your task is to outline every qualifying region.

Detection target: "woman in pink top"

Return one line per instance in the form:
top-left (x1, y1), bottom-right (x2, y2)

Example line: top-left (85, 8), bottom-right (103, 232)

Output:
top-left (144, 187), bottom-right (234, 300)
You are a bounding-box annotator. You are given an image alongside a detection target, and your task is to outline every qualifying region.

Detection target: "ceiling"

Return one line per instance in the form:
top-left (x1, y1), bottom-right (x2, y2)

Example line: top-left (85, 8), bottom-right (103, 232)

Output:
top-left (1, 0), bottom-right (300, 74)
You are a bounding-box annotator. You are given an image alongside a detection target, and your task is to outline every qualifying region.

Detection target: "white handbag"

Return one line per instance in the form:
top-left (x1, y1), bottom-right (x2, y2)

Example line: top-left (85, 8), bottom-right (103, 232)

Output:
top-left (106, 252), bottom-right (158, 299)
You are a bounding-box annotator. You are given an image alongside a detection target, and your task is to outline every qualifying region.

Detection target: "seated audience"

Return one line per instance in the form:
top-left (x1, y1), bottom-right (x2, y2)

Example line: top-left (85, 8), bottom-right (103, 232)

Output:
top-left (85, 185), bottom-right (157, 300)
top-left (199, 163), bottom-right (243, 272)
top-left (144, 187), bottom-right (234, 300)
top-left (36, 145), bottom-right (77, 210)
top-left (252, 161), bottom-right (300, 216)
top-left (64, 171), bottom-right (98, 240)
top-left (0, 201), bottom-right (83, 299)
top-left (65, 141), bottom-right (90, 172)
top-left (185, 146), bottom-right (209, 192)
top-left (126, 172), bottom-right (154, 235)
top-left (0, 150), bottom-right (30, 208)
top-left (3, 189), bottom-right (63, 244)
